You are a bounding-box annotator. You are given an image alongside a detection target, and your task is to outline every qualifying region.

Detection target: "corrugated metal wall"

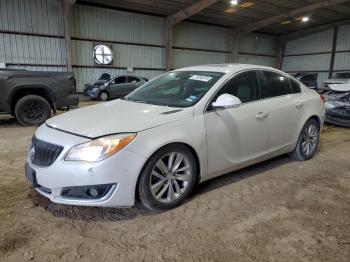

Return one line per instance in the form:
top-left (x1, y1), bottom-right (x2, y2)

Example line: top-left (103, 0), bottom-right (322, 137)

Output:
top-left (282, 29), bottom-right (333, 87)
top-left (0, 0), bottom-right (278, 92)
top-left (0, 0), bottom-right (66, 71)
top-left (70, 4), bottom-right (165, 90)
top-left (334, 24), bottom-right (350, 71)
top-left (282, 24), bottom-right (350, 87)
top-left (173, 22), bottom-right (277, 69)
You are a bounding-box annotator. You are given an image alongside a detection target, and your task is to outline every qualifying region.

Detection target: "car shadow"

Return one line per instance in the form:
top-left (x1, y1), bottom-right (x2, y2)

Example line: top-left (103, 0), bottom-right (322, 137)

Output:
top-left (0, 114), bottom-right (20, 127)
top-left (29, 155), bottom-right (293, 222)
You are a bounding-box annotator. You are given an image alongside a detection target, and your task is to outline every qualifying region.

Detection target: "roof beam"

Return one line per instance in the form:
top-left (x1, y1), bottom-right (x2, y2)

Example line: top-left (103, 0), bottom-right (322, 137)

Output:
top-left (166, 0), bottom-right (220, 26)
top-left (279, 18), bottom-right (350, 42)
top-left (233, 0), bottom-right (350, 36)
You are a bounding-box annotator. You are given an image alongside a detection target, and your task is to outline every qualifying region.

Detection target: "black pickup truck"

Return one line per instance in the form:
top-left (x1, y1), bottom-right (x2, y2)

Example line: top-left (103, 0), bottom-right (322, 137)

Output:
top-left (0, 69), bottom-right (79, 126)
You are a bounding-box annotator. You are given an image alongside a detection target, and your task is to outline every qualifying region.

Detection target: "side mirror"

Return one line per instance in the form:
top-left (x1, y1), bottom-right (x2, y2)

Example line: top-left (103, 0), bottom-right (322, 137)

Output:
top-left (211, 94), bottom-right (242, 109)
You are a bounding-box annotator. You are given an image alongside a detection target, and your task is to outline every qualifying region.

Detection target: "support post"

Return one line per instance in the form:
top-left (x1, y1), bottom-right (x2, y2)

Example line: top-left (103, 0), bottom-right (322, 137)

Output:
top-left (165, 19), bottom-right (173, 71)
top-left (276, 41), bottom-right (285, 69)
top-left (329, 26), bottom-right (338, 78)
top-left (232, 35), bottom-right (240, 63)
top-left (63, 0), bottom-right (76, 72)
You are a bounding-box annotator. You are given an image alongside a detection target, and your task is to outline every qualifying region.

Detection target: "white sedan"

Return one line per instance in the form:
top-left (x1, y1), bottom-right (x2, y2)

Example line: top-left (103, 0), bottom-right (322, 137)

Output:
top-left (25, 64), bottom-right (325, 210)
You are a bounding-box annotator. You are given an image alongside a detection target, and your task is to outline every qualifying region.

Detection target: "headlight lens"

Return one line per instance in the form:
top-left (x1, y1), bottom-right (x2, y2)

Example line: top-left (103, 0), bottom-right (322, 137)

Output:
top-left (65, 133), bottom-right (136, 162)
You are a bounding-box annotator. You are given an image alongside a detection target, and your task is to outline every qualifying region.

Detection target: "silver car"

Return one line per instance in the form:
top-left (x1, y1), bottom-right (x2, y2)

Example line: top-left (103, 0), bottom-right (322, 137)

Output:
top-left (87, 75), bottom-right (147, 101)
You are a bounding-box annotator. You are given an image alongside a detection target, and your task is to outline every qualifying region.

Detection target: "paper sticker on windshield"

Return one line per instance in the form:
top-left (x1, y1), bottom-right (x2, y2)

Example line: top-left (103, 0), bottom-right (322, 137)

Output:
top-left (186, 95), bottom-right (198, 102)
top-left (189, 75), bottom-right (212, 82)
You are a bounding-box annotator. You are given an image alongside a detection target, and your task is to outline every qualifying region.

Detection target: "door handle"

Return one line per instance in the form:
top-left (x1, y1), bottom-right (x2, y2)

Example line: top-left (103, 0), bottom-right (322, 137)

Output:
top-left (256, 112), bottom-right (268, 120)
top-left (295, 100), bottom-right (303, 108)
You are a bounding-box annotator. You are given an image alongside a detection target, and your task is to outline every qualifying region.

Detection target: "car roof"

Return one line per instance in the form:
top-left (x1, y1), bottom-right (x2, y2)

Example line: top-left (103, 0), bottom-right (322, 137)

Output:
top-left (174, 63), bottom-right (276, 73)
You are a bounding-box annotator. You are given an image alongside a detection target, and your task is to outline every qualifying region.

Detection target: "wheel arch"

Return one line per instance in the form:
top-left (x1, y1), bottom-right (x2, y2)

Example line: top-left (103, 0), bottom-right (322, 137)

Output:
top-left (309, 115), bottom-right (321, 128)
top-left (134, 142), bottom-right (202, 200)
top-left (292, 114), bottom-right (322, 152)
top-left (9, 85), bottom-right (55, 112)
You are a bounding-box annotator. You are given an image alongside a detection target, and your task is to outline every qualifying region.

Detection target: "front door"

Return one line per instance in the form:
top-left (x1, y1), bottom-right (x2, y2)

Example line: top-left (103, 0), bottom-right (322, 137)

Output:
top-left (205, 70), bottom-right (269, 175)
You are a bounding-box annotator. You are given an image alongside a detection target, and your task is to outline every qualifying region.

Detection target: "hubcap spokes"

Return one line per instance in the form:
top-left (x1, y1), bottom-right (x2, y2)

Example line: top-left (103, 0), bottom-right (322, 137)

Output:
top-left (24, 102), bottom-right (44, 120)
top-left (150, 152), bottom-right (191, 204)
top-left (301, 124), bottom-right (318, 156)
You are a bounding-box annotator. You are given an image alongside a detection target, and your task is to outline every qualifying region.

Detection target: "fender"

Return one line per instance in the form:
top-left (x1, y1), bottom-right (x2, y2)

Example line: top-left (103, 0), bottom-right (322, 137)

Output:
top-left (7, 84), bottom-right (56, 108)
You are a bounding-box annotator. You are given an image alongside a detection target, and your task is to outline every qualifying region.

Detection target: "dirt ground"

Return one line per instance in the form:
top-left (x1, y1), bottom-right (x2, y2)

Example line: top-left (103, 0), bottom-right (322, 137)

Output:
top-left (0, 98), bottom-right (349, 261)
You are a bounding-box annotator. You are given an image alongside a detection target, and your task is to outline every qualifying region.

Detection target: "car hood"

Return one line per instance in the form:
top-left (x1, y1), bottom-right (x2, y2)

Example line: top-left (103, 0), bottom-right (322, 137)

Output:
top-left (46, 99), bottom-right (193, 138)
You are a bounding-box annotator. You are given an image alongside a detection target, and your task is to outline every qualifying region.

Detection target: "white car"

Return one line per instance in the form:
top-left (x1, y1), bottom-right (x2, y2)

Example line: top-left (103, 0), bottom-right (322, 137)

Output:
top-left (25, 64), bottom-right (325, 210)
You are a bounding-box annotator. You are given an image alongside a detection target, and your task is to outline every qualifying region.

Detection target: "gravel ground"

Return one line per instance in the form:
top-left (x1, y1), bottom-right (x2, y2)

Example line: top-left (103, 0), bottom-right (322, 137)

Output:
top-left (0, 98), bottom-right (349, 261)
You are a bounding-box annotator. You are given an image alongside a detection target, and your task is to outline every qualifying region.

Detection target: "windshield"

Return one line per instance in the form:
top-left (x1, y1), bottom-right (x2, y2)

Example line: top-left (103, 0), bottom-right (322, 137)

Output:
top-left (332, 72), bottom-right (350, 79)
top-left (125, 71), bottom-right (224, 107)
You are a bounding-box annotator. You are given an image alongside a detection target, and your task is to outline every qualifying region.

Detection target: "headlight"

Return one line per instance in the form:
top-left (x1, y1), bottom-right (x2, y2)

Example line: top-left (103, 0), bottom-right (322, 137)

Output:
top-left (65, 134), bottom-right (136, 162)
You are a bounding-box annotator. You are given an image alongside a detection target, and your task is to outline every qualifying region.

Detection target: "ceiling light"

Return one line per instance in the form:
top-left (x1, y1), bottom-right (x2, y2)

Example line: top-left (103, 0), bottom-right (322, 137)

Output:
top-left (241, 2), bottom-right (255, 8)
top-left (301, 16), bottom-right (309, 23)
top-left (230, 0), bottom-right (239, 6)
top-left (281, 20), bottom-right (291, 25)
top-left (225, 8), bottom-right (238, 13)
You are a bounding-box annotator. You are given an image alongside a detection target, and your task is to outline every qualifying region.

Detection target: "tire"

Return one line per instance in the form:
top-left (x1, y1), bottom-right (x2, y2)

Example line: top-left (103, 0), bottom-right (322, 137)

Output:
top-left (138, 144), bottom-right (197, 211)
top-left (98, 91), bottom-right (109, 101)
top-left (14, 95), bottom-right (51, 127)
top-left (290, 118), bottom-right (320, 161)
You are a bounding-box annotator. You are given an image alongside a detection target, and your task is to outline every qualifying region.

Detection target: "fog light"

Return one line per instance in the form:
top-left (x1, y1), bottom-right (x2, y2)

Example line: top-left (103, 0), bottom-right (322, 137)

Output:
top-left (61, 184), bottom-right (116, 199)
top-left (88, 187), bottom-right (99, 198)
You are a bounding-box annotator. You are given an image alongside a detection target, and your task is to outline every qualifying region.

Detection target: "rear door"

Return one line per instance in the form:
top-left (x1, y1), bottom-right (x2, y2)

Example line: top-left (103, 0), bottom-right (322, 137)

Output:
top-left (258, 70), bottom-right (303, 152)
top-left (126, 76), bottom-right (143, 93)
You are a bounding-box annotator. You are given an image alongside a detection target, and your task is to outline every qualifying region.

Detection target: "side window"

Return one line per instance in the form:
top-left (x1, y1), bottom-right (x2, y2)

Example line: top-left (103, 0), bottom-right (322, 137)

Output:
top-left (114, 77), bottom-right (127, 84)
top-left (260, 71), bottom-right (292, 98)
top-left (290, 78), bottom-right (302, 94)
top-left (127, 76), bottom-right (140, 83)
top-left (215, 71), bottom-right (260, 103)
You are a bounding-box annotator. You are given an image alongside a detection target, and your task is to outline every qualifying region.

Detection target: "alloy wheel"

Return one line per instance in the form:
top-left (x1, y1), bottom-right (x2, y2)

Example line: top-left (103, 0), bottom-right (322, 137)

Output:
top-left (149, 152), bottom-right (192, 204)
top-left (99, 92), bottom-right (108, 101)
top-left (301, 123), bottom-right (319, 157)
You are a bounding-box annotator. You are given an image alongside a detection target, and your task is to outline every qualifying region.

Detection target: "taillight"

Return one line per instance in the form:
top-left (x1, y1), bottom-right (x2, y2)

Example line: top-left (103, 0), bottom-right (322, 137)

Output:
top-left (320, 95), bottom-right (325, 103)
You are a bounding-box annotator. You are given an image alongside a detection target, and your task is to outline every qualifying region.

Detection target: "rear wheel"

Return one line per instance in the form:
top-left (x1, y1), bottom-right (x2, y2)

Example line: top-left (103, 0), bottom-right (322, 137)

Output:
top-left (290, 118), bottom-right (320, 161)
top-left (98, 91), bottom-right (109, 101)
top-left (14, 95), bottom-right (51, 126)
top-left (138, 145), bottom-right (197, 210)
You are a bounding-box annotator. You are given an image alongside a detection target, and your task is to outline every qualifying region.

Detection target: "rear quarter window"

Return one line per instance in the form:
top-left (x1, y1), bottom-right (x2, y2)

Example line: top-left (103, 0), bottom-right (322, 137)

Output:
top-left (290, 78), bottom-right (302, 94)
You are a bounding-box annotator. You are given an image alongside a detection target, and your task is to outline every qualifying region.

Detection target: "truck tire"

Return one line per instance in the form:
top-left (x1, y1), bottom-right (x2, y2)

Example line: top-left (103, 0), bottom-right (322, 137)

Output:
top-left (15, 95), bottom-right (51, 126)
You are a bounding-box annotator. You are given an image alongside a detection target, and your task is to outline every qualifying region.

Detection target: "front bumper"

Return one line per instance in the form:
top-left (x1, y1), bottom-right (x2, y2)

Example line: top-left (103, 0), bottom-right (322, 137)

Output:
top-left (325, 111), bottom-right (350, 127)
top-left (84, 88), bottom-right (100, 99)
top-left (25, 124), bottom-right (146, 207)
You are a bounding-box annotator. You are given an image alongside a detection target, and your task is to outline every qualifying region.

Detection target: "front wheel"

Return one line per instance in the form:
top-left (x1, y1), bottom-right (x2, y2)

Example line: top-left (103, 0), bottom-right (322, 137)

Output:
top-left (290, 118), bottom-right (320, 161)
top-left (98, 91), bottom-right (109, 101)
top-left (14, 95), bottom-right (51, 126)
top-left (138, 145), bottom-right (197, 211)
